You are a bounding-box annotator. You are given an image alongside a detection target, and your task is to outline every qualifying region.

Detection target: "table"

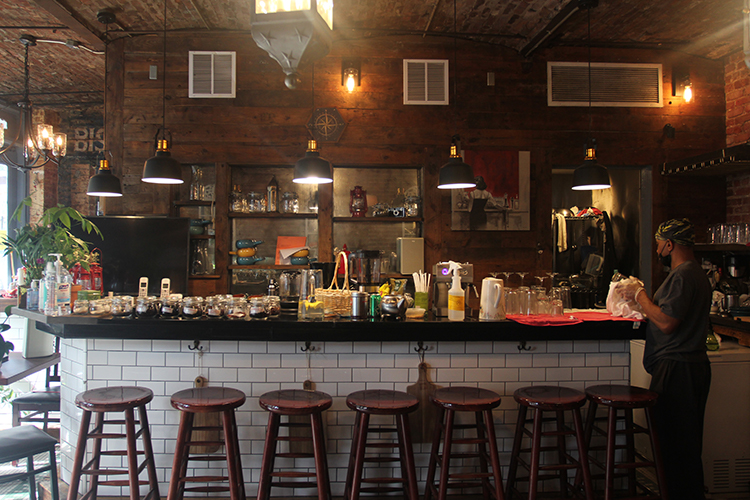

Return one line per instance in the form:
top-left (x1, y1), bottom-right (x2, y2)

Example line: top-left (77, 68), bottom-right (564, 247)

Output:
top-left (0, 352), bottom-right (60, 385)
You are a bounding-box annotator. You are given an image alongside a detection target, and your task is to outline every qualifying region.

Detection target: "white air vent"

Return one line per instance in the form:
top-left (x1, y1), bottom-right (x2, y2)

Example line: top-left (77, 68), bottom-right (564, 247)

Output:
top-left (403, 59), bottom-right (449, 105)
top-left (548, 62), bottom-right (662, 107)
top-left (189, 51), bottom-right (236, 98)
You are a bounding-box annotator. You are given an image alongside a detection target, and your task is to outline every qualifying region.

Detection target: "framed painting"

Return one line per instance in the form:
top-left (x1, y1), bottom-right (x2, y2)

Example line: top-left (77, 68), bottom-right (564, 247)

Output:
top-left (451, 150), bottom-right (530, 231)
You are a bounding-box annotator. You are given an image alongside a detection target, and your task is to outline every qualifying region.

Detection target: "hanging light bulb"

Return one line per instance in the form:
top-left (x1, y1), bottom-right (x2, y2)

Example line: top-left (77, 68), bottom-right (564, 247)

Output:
top-left (683, 84), bottom-right (693, 103)
top-left (345, 70), bottom-right (357, 92)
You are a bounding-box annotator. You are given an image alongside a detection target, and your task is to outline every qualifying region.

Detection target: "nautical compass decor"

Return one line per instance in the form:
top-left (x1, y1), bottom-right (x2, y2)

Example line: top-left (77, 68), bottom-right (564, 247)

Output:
top-left (307, 107), bottom-right (346, 142)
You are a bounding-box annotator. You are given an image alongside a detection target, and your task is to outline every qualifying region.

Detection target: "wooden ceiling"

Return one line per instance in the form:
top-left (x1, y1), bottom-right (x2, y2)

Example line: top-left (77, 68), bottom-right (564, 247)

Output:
top-left (0, 0), bottom-right (745, 109)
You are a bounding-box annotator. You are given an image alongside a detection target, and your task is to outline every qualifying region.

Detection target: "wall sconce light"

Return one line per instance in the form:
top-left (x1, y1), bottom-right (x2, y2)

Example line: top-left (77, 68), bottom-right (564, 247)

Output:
top-left (672, 66), bottom-right (693, 103)
top-left (342, 59), bottom-right (361, 92)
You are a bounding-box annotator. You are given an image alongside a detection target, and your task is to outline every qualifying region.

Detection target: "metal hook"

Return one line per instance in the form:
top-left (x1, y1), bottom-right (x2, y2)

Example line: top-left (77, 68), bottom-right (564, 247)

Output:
top-left (301, 341), bottom-right (316, 352)
top-left (517, 340), bottom-right (532, 352)
top-left (188, 340), bottom-right (203, 351)
top-left (414, 341), bottom-right (427, 364)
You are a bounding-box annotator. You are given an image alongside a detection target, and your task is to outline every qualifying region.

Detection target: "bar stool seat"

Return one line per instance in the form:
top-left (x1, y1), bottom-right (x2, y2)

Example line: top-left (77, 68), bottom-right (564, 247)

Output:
top-left (424, 386), bottom-right (505, 500)
top-left (0, 425), bottom-right (59, 500)
top-left (257, 389), bottom-right (333, 500)
top-left (506, 385), bottom-right (593, 500)
top-left (168, 386), bottom-right (246, 500)
top-left (584, 384), bottom-right (667, 500)
top-left (344, 389), bottom-right (419, 500)
top-left (67, 386), bottom-right (160, 500)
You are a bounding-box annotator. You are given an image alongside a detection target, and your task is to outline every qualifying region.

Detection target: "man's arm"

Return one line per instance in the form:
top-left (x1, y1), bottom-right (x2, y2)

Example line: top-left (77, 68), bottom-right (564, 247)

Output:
top-left (634, 288), bottom-right (680, 335)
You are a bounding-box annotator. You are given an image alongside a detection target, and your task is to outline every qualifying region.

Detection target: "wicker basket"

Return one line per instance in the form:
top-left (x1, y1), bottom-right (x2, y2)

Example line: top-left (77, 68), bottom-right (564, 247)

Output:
top-left (315, 251), bottom-right (352, 317)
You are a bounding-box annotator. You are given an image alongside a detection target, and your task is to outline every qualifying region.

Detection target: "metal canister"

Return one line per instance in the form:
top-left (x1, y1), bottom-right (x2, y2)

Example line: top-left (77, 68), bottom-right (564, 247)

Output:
top-left (368, 293), bottom-right (381, 318)
top-left (351, 291), bottom-right (369, 319)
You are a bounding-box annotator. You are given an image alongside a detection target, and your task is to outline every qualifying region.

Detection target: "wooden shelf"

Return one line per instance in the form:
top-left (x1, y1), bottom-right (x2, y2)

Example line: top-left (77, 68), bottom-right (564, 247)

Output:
top-left (333, 216), bottom-right (422, 223)
top-left (695, 243), bottom-right (750, 252)
top-left (174, 200), bottom-right (214, 207)
top-left (228, 265), bottom-right (310, 270)
top-left (190, 235), bottom-right (215, 240)
top-left (188, 274), bottom-right (221, 279)
top-left (229, 212), bottom-right (317, 219)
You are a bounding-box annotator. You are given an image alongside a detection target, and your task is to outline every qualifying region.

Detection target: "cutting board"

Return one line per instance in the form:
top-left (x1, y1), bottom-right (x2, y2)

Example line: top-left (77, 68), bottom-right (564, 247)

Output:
top-left (192, 375), bottom-right (220, 454)
top-left (407, 362), bottom-right (441, 443)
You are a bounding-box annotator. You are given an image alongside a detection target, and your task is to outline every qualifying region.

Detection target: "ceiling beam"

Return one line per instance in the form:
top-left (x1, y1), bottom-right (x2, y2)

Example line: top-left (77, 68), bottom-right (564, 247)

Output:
top-left (520, 0), bottom-right (580, 58)
top-left (29, 0), bottom-right (105, 51)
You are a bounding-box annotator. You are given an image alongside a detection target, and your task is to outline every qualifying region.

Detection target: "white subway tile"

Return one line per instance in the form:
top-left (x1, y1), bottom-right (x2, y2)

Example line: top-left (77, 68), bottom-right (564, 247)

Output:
top-left (492, 368), bottom-right (520, 382)
top-left (323, 368), bottom-right (352, 382)
top-left (123, 339), bottom-right (152, 351)
top-left (519, 367), bottom-right (547, 381)
top-left (265, 367), bottom-right (296, 382)
top-left (166, 352), bottom-right (194, 367)
top-left (208, 340), bottom-right (240, 353)
top-left (585, 353), bottom-right (611, 366)
top-left (598, 366), bottom-right (626, 381)
top-left (366, 354), bottom-right (394, 368)
top-left (449, 354), bottom-right (478, 368)
top-left (573, 340), bottom-right (601, 352)
top-left (531, 353), bottom-right (560, 368)
top-left (464, 368), bottom-right (493, 382)
top-left (92, 364), bottom-right (122, 380)
top-left (353, 342), bottom-right (383, 353)
top-left (465, 341), bottom-right (493, 353)
top-left (436, 342), bottom-right (465, 354)
top-left (251, 353), bottom-right (281, 368)
top-left (559, 353), bottom-right (586, 367)
top-left (352, 368), bottom-right (380, 383)
top-left (151, 367), bottom-right (181, 381)
top-left (137, 351), bottom-right (166, 367)
top-left (208, 367), bottom-right (239, 382)
top-left (337, 354), bottom-right (368, 368)
top-left (505, 354), bottom-right (533, 368)
top-left (239, 342), bottom-right (269, 353)
top-left (572, 367), bottom-right (599, 380)
top-left (322, 342), bottom-right (353, 354)
top-left (94, 339), bottom-right (123, 351)
top-left (546, 340), bottom-right (573, 353)
top-left (379, 368), bottom-right (409, 382)
top-left (435, 368), bottom-right (464, 383)
top-left (545, 367), bottom-right (573, 381)
top-left (479, 354), bottom-right (506, 368)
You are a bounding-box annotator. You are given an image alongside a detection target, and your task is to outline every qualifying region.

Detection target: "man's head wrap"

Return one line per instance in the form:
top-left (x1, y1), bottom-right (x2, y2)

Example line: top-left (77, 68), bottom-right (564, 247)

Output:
top-left (655, 218), bottom-right (695, 246)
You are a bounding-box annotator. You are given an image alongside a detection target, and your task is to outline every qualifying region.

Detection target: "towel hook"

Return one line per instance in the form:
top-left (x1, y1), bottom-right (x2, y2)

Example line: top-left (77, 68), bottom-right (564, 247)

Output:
top-left (188, 340), bottom-right (203, 351)
top-left (301, 341), bottom-right (316, 352)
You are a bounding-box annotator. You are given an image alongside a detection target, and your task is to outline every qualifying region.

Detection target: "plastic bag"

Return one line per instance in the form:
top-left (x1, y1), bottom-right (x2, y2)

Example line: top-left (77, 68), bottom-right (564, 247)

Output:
top-left (606, 277), bottom-right (645, 320)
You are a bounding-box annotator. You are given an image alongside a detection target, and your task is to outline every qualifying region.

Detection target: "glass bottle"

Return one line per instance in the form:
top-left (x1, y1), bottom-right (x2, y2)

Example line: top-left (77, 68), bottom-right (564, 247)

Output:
top-left (190, 165), bottom-right (204, 201)
top-left (391, 187), bottom-right (406, 209)
top-left (231, 184), bottom-right (244, 212)
top-left (282, 192), bottom-right (299, 214)
top-left (267, 176), bottom-right (278, 213)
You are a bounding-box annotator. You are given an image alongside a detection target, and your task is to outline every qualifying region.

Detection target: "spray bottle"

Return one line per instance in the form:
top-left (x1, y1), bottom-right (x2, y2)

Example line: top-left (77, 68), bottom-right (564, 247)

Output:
top-left (447, 261), bottom-right (465, 321)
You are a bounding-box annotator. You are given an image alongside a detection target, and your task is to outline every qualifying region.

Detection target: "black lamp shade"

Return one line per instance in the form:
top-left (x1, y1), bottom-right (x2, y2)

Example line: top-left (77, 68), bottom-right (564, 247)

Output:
top-left (438, 156), bottom-right (476, 189)
top-left (142, 150), bottom-right (183, 184)
top-left (87, 164), bottom-right (123, 197)
top-left (572, 159), bottom-right (611, 190)
top-left (293, 141), bottom-right (333, 184)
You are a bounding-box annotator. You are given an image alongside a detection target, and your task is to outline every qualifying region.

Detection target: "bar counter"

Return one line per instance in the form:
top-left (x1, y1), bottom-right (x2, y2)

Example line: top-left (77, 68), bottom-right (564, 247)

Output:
top-left (16, 307), bottom-right (645, 342)
top-left (13, 306), bottom-right (643, 498)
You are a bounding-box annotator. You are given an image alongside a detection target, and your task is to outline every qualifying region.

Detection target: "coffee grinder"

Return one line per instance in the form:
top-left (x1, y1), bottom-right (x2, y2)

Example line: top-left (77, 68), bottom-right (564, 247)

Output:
top-left (432, 261), bottom-right (473, 317)
top-left (349, 250), bottom-right (385, 292)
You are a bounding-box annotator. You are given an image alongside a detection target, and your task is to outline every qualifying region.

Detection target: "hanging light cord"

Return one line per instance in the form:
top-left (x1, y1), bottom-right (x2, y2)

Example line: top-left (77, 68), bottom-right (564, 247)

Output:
top-left (587, 5), bottom-right (592, 144)
top-left (103, 20), bottom-right (109, 156)
top-left (161, 0), bottom-right (167, 141)
top-left (453, 0), bottom-right (458, 139)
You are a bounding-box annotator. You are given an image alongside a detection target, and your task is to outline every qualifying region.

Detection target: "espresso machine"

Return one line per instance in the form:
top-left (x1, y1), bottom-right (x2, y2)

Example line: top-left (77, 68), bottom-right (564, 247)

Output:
top-left (349, 250), bottom-right (385, 293)
top-left (432, 261), bottom-right (474, 317)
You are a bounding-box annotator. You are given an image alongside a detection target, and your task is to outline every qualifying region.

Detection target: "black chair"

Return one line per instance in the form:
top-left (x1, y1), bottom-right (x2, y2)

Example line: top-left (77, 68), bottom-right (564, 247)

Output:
top-left (0, 425), bottom-right (59, 500)
top-left (11, 338), bottom-right (61, 432)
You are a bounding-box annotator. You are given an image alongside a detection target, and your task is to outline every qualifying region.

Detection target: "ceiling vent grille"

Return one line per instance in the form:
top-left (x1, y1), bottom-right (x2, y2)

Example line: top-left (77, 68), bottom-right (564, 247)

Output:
top-left (403, 59), bottom-right (449, 105)
top-left (189, 51), bottom-right (236, 98)
top-left (548, 62), bottom-right (662, 107)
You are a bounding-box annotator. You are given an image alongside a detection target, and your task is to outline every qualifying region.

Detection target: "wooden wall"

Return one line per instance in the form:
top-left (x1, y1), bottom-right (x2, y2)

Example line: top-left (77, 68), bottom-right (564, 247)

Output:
top-left (88, 31), bottom-right (727, 291)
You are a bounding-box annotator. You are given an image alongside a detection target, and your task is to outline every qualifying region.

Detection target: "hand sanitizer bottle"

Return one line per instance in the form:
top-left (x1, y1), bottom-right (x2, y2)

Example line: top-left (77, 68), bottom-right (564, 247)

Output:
top-left (448, 261), bottom-right (465, 322)
top-left (43, 258), bottom-right (58, 316)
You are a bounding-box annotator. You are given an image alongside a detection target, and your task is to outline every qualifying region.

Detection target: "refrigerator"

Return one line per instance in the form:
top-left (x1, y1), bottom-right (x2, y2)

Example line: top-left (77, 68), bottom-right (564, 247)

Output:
top-left (630, 339), bottom-right (750, 494)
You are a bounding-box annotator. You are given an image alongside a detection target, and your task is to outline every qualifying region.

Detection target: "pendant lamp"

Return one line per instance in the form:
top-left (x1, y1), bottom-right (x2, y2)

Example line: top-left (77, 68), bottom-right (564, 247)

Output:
top-left (87, 10), bottom-right (123, 197)
top-left (293, 64), bottom-right (333, 184)
top-left (142, 0), bottom-right (183, 185)
top-left (438, 0), bottom-right (476, 190)
top-left (87, 159), bottom-right (123, 197)
top-left (571, 0), bottom-right (610, 191)
top-left (293, 140), bottom-right (333, 184)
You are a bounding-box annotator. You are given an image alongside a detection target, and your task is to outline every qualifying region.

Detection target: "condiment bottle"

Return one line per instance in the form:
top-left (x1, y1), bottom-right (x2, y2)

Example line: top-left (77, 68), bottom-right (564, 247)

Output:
top-left (447, 261), bottom-right (465, 321)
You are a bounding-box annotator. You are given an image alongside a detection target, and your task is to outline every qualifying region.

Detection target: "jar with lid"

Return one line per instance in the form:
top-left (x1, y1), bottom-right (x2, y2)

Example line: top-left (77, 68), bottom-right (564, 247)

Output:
top-left (248, 297), bottom-right (269, 320)
top-left (160, 296), bottom-right (181, 318)
top-left (226, 297), bottom-right (247, 320)
top-left (230, 184), bottom-right (244, 212)
top-left (265, 295), bottom-right (281, 317)
top-left (135, 297), bottom-right (158, 319)
top-left (111, 296), bottom-right (134, 317)
top-left (182, 296), bottom-right (204, 319)
top-left (248, 191), bottom-right (265, 213)
top-left (205, 295), bottom-right (226, 319)
top-left (405, 196), bottom-right (421, 217)
top-left (73, 299), bottom-right (89, 315)
top-left (89, 298), bottom-right (111, 315)
top-left (281, 191), bottom-right (299, 214)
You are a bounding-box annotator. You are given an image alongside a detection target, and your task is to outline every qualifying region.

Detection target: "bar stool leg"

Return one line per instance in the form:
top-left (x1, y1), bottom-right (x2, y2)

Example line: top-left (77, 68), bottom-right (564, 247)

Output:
top-left (228, 410), bottom-right (247, 500)
top-left (27, 454), bottom-right (37, 500)
top-left (482, 408), bottom-right (505, 500)
top-left (624, 408), bottom-right (637, 496)
top-left (310, 411), bottom-right (331, 500)
top-left (349, 412), bottom-right (369, 500)
top-left (138, 405), bottom-right (161, 500)
top-left (124, 408), bottom-right (140, 500)
top-left (437, 409), bottom-right (455, 500)
top-left (396, 413), bottom-right (419, 500)
top-left (168, 411), bottom-right (194, 500)
top-left (257, 412), bottom-right (280, 500)
top-left (528, 408), bottom-right (543, 500)
top-left (645, 407), bottom-right (669, 500)
top-left (423, 406), bottom-right (445, 500)
top-left (90, 412), bottom-right (105, 499)
top-left (344, 412), bottom-right (363, 500)
top-left (49, 446), bottom-right (59, 500)
top-left (505, 405), bottom-right (526, 500)
top-left (555, 410), bottom-right (568, 494)
top-left (67, 410), bottom-right (91, 500)
top-left (222, 409), bottom-right (244, 500)
top-left (572, 407), bottom-right (594, 500)
top-left (473, 412), bottom-right (491, 500)
top-left (604, 406), bottom-right (617, 500)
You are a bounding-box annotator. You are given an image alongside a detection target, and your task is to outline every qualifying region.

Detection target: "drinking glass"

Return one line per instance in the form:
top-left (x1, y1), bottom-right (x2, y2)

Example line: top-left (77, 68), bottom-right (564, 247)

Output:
top-left (551, 299), bottom-right (564, 316)
top-left (298, 269), bottom-right (324, 319)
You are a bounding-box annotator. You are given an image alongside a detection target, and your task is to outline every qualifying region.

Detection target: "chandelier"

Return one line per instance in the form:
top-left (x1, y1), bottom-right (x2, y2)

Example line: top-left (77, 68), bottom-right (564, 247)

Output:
top-left (0, 35), bottom-right (67, 172)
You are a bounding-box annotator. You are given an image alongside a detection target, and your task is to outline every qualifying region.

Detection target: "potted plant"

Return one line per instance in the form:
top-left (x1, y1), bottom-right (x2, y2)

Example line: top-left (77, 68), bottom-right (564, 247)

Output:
top-left (0, 306), bottom-right (13, 367)
top-left (1, 197), bottom-right (102, 303)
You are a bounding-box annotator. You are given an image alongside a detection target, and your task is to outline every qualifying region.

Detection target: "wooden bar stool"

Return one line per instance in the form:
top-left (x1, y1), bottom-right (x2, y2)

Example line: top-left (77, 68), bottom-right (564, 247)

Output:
top-left (583, 384), bottom-right (667, 500)
top-left (257, 389), bottom-right (333, 500)
top-left (67, 386), bottom-right (160, 500)
top-left (0, 425), bottom-right (59, 500)
top-left (424, 386), bottom-right (505, 500)
top-left (506, 385), bottom-right (593, 500)
top-left (344, 389), bottom-right (419, 500)
top-left (168, 386), bottom-right (246, 500)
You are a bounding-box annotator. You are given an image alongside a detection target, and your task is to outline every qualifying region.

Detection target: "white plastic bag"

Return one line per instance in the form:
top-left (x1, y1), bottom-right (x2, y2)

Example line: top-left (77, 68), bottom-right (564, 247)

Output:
top-left (606, 278), bottom-right (645, 320)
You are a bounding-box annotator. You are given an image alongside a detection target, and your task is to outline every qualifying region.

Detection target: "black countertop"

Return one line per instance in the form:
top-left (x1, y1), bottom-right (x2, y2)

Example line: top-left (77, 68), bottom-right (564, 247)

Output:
top-left (14, 307), bottom-right (645, 342)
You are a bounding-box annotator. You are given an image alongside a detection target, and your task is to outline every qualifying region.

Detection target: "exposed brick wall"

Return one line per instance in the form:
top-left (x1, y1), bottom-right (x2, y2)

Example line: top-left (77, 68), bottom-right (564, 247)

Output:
top-left (725, 51), bottom-right (750, 223)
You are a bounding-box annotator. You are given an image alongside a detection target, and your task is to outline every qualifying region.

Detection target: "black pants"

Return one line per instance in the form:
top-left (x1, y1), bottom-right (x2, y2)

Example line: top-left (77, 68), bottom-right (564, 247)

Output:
top-left (649, 358), bottom-right (711, 500)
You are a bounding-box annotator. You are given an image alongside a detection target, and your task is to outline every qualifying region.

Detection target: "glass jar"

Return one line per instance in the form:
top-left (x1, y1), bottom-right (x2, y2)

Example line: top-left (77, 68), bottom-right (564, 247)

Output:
top-left (205, 295), bottom-right (226, 319)
top-left (135, 297), bottom-right (158, 319)
top-left (265, 295), bottom-right (281, 317)
top-left (281, 191), bottom-right (299, 214)
top-left (267, 176), bottom-right (278, 213)
top-left (405, 196), bottom-right (421, 217)
top-left (226, 297), bottom-right (247, 320)
top-left (230, 184), bottom-right (244, 212)
top-left (73, 299), bottom-right (89, 315)
top-left (182, 296), bottom-right (204, 319)
top-left (89, 298), bottom-right (111, 315)
top-left (248, 191), bottom-right (265, 213)
top-left (190, 165), bottom-right (205, 201)
top-left (160, 296), bottom-right (181, 318)
top-left (248, 297), bottom-right (269, 320)
top-left (111, 296), bottom-right (133, 317)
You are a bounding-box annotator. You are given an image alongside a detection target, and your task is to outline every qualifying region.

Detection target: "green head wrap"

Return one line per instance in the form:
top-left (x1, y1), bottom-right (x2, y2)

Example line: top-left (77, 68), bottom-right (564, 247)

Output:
top-left (655, 218), bottom-right (695, 246)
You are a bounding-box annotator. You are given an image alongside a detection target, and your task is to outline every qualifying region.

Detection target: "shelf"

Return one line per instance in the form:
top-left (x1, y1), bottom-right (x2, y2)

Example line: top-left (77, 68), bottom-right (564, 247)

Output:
top-left (188, 274), bottom-right (221, 279)
top-left (333, 216), bottom-right (422, 223)
top-left (190, 235), bottom-right (215, 240)
top-left (229, 265), bottom-right (310, 270)
top-left (695, 243), bottom-right (750, 252)
top-left (174, 200), bottom-right (214, 207)
top-left (229, 212), bottom-right (317, 219)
